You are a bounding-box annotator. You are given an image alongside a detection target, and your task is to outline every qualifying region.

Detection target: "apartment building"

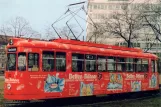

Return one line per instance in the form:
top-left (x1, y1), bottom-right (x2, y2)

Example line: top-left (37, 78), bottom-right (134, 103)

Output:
top-left (87, 0), bottom-right (161, 58)
top-left (87, 0), bottom-right (159, 43)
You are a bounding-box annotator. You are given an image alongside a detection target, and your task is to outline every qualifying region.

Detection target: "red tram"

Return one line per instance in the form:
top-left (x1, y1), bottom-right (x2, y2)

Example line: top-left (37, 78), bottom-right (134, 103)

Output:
top-left (4, 38), bottom-right (159, 100)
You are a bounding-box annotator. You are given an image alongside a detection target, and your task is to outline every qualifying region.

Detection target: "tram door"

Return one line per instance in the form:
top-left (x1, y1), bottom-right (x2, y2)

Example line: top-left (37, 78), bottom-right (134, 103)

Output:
top-left (83, 54), bottom-right (100, 96)
top-left (96, 55), bottom-right (107, 95)
top-left (149, 60), bottom-right (159, 89)
top-left (27, 51), bottom-right (41, 95)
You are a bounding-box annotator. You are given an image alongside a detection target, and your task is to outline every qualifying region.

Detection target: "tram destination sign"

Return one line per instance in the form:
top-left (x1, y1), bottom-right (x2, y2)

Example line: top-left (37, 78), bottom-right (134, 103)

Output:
top-left (8, 47), bottom-right (17, 52)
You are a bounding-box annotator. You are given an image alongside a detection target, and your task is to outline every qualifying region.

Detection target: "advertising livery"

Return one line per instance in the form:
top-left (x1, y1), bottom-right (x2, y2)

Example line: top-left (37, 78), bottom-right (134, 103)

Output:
top-left (4, 38), bottom-right (159, 100)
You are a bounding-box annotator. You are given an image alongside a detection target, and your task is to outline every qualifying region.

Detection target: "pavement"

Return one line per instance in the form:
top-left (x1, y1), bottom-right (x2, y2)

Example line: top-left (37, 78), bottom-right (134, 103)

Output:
top-left (0, 75), bottom-right (4, 80)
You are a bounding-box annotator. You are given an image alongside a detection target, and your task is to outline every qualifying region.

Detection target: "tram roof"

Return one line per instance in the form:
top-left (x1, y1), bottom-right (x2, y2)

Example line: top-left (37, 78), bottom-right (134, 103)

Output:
top-left (53, 39), bottom-right (143, 53)
top-left (7, 38), bottom-right (158, 59)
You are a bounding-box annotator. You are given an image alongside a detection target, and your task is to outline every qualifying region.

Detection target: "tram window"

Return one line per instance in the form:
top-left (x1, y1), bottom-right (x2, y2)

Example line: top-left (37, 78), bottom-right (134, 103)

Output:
top-left (155, 61), bottom-right (158, 72)
top-left (117, 57), bottom-right (126, 72)
top-left (6, 53), bottom-right (16, 71)
top-left (72, 53), bottom-right (84, 72)
top-left (85, 54), bottom-right (96, 72)
top-left (107, 57), bottom-right (116, 72)
top-left (42, 51), bottom-right (54, 72)
top-left (28, 53), bottom-right (39, 71)
top-left (18, 53), bottom-right (26, 71)
top-left (126, 58), bottom-right (134, 72)
top-left (152, 60), bottom-right (155, 72)
top-left (56, 52), bottom-right (66, 71)
top-left (134, 59), bottom-right (142, 72)
top-left (97, 56), bottom-right (106, 72)
top-left (142, 59), bottom-right (148, 72)
top-left (117, 58), bottom-right (126, 71)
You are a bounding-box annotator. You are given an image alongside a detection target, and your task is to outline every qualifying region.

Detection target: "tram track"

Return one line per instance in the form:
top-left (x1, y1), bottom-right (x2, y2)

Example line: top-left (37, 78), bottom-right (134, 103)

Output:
top-left (74, 91), bottom-right (161, 107)
top-left (2, 91), bottom-right (161, 107)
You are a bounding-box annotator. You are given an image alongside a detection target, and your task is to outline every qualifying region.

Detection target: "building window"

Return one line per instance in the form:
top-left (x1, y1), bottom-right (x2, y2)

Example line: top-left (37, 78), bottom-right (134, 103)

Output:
top-left (108, 5), bottom-right (112, 10)
top-left (97, 4), bottom-right (100, 9)
top-left (104, 4), bottom-right (107, 10)
top-left (85, 54), bottom-right (96, 72)
top-left (42, 51), bottom-right (54, 72)
top-left (115, 4), bottom-right (120, 10)
top-left (89, 4), bottom-right (92, 10)
top-left (137, 43), bottom-right (140, 47)
top-left (1, 63), bottom-right (4, 68)
top-left (18, 52), bottom-right (26, 71)
top-left (56, 52), bottom-right (66, 71)
top-left (72, 53), bottom-right (84, 72)
top-left (101, 4), bottom-right (104, 9)
top-left (94, 4), bottom-right (97, 9)
top-left (28, 53), bottom-right (39, 71)
top-left (97, 56), bottom-right (106, 72)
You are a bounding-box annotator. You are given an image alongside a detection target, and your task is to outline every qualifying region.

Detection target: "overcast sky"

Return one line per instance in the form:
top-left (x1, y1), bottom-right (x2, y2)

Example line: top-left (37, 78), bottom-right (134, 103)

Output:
top-left (0, 0), bottom-right (87, 37)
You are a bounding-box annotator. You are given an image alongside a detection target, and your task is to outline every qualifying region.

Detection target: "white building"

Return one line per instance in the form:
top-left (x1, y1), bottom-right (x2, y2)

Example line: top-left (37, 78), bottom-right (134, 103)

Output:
top-left (87, 0), bottom-right (159, 43)
top-left (87, 0), bottom-right (161, 58)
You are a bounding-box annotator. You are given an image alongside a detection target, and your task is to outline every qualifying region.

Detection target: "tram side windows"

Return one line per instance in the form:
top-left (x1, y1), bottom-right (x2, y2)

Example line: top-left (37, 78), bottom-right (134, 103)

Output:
top-left (142, 59), bottom-right (148, 72)
top-left (117, 57), bottom-right (126, 72)
top-left (107, 57), bottom-right (116, 72)
top-left (134, 58), bottom-right (142, 72)
top-left (18, 53), bottom-right (26, 71)
top-left (56, 52), bottom-right (66, 72)
top-left (126, 58), bottom-right (134, 72)
top-left (85, 54), bottom-right (96, 72)
top-left (28, 53), bottom-right (39, 72)
top-left (97, 56), bottom-right (106, 72)
top-left (152, 60), bottom-right (155, 73)
top-left (6, 53), bottom-right (16, 71)
top-left (72, 53), bottom-right (84, 72)
top-left (155, 60), bottom-right (158, 72)
top-left (42, 51), bottom-right (54, 72)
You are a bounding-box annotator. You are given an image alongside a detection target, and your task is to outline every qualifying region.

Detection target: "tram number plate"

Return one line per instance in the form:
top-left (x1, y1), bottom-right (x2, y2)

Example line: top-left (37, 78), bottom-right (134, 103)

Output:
top-left (8, 47), bottom-right (17, 52)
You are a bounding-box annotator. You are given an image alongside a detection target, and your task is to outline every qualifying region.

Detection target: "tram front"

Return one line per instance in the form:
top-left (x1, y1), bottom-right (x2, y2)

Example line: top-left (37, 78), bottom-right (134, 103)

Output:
top-left (4, 39), bottom-right (28, 100)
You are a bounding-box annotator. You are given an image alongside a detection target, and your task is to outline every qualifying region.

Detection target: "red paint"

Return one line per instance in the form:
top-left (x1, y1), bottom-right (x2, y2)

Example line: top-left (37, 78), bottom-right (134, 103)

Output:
top-left (4, 38), bottom-right (159, 100)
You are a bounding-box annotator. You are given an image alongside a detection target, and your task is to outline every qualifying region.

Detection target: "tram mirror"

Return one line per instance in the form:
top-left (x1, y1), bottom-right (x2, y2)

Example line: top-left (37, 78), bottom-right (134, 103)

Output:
top-left (9, 39), bottom-right (13, 45)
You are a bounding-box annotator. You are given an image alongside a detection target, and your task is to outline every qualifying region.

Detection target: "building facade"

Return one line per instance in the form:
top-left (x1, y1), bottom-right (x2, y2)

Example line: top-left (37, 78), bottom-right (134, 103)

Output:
top-left (0, 45), bottom-right (6, 73)
top-left (87, 0), bottom-right (161, 58)
top-left (116, 40), bottom-right (161, 58)
top-left (87, 0), bottom-right (159, 43)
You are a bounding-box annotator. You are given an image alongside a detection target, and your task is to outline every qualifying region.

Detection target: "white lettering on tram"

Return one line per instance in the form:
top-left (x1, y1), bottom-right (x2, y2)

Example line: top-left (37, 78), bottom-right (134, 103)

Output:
top-left (84, 74), bottom-right (97, 79)
top-left (69, 74), bottom-right (97, 80)
top-left (69, 74), bottom-right (82, 80)
top-left (5, 78), bottom-right (20, 83)
top-left (126, 74), bottom-right (135, 79)
top-left (126, 74), bottom-right (145, 80)
top-left (136, 74), bottom-right (144, 79)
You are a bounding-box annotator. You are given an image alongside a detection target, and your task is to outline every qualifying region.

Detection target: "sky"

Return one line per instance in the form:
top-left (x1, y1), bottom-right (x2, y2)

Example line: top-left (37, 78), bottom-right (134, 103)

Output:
top-left (0, 0), bottom-right (87, 38)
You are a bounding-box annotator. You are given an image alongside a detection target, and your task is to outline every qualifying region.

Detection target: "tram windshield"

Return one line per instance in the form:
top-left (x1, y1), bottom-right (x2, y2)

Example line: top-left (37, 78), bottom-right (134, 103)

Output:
top-left (6, 53), bottom-right (16, 71)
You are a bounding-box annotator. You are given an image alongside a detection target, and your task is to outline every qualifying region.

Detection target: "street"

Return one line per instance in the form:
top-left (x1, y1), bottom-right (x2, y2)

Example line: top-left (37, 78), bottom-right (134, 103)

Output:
top-left (0, 76), bottom-right (4, 80)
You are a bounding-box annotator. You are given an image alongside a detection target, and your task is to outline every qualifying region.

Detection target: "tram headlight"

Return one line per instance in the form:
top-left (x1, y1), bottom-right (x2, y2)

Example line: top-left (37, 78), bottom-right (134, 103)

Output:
top-left (7, 84), bottom-right (11, 90)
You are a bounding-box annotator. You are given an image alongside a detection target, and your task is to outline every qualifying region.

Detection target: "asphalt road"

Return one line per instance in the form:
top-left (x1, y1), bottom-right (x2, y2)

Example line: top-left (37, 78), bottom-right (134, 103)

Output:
top-left (0, 75), bottom-right (4, 80)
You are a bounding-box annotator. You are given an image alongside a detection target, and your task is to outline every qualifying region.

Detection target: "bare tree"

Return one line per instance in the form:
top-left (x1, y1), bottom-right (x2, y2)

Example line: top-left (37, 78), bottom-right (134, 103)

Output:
top-left (45, 26), bottom-right (56, 40)
top-left (88, 1), bottom-right (158, 48)
top-left (59, 25), bottom-right (79, 39)
top-left (142, 0), bottom-right (161, 42)
top-left (0, 16), bottom-right (41, 39)
top-left (49, 24), bottom-right (79, 40)
top-left (94, 4), bottom-right (146, 47)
